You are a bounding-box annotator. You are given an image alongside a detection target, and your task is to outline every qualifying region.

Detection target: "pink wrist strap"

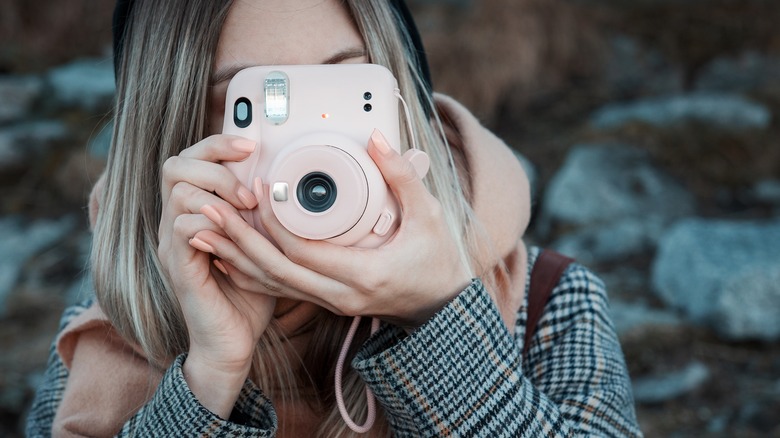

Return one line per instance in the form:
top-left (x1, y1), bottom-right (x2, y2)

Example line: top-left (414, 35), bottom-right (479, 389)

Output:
top-left (335, 316), bottom-right (381, 433)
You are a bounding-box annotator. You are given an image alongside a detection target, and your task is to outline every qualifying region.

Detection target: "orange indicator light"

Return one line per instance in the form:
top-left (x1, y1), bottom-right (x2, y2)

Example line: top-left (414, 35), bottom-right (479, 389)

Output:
top-left (321, 113), bottom-right (330, 119)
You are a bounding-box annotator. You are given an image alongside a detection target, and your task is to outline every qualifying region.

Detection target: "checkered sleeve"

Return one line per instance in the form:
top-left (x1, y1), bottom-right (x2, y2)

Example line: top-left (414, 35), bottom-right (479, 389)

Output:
top-left (353, 266), bottom-right (642, 437)
top-left (26, 301), bottom-right (279, 437)
top-left (116, 354), bottom-right (277, 437)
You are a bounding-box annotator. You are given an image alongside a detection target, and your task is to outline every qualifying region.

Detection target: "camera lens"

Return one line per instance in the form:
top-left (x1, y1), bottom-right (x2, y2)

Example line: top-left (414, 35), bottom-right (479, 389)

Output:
top-left (297, 172), bottom-right (337, 213)
top-left (363, 92), bottom-right (372, 100)
top-left (363, 103), bottom-right (372, 112)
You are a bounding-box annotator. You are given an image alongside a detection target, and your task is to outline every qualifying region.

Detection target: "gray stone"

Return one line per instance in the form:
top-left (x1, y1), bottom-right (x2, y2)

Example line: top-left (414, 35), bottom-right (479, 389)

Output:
top-left (696, 51), bottom-right (780, 93)
top-left (0, 371), bottom-right (26, 411)
top-left (602, 35), bottom-right (683, 96)
top-left (551, 217), bottom-right (665, 265)
top-left (752, 179), bottom-right (780, 206)
top-left (0, 216), bottom-right (76, 316)
top-left (540, 144), bottom-right (695, 229)
top-left (0, 264), bottom-right (19, 313)
top-left (0, 75), bottom-right (44, 125)
top-left (651, 218), bottom-right (780, 324)
top-left (610, 300), bottom-right (682, 337)
top-left (713, 265), bottom-right (780, 341)
top-left (0, 120), bottom-right (70, 171)
top-left (47, 58), bottom-right (115, 111)
top-left (632, 361), bottom-right (710, 404)
top-left (598, 266), bottom-right (650, 299)
top-left (590, 93), bottom-right (771, 131)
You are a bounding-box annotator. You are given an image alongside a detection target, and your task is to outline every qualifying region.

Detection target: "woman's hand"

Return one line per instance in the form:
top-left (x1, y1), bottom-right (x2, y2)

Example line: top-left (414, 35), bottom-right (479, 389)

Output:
top-left (190, 130), bottom-right (472, 331)
top-left (157, 135), bottom-right (276, 418)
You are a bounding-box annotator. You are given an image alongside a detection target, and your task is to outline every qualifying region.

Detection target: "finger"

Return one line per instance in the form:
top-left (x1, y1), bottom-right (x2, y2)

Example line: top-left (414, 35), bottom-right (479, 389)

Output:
top-left (163, 214), bottom-right (217, 289)
top-left (169, 213), bottom-right (227, 254)
top-left (178, 134), bottom-right (256, 162)
top-left (198, 203), bottom-right (353, 310)
top-left (167, 181), bottom-right (243, 222)
top-left (159, 181), bottom-right (236, 239)
top-left (164, 211), bottom-right (226, 241)
top-left (161, 155), bottom-right (257, 211)
top-left (165, 213), bottom-right (227, 285)
top-left (192, 228), bottom-right (345, 314)
top-left (367, 129), bottom-right (430, 211)
top-left (256, 182), bottom-right (369, 284)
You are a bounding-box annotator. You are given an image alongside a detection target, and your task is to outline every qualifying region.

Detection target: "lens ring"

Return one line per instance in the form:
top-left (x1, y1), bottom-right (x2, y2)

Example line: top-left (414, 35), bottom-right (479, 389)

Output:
top-left (297, 172), bottom-right (337, 213)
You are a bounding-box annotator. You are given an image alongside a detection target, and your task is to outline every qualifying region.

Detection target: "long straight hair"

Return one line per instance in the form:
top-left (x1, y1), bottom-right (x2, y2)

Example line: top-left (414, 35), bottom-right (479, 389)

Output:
top-left (92, 1), bottom-right (502, 436)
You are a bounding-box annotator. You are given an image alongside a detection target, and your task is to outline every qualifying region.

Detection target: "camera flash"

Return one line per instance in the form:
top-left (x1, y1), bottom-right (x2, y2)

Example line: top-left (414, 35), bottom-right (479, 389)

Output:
top-left (264, 71), bottom-right (289, 125)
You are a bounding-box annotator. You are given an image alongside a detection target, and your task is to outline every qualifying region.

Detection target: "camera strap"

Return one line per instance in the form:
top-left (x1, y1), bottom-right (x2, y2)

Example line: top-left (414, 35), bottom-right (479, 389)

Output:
top-left (334, 89), bottom-right (430, 434)
top-left (335, 316), bottom-right (381, 433)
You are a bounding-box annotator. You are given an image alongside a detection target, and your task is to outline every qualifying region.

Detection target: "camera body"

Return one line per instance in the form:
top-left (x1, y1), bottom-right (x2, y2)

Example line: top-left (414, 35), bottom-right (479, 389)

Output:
top-left (222, 64), bottom-right (402, 248)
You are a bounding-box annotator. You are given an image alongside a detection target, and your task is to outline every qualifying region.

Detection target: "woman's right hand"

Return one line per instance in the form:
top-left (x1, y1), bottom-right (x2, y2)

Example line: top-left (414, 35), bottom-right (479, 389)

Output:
top-left (157, 134), bottom-right (276, 419)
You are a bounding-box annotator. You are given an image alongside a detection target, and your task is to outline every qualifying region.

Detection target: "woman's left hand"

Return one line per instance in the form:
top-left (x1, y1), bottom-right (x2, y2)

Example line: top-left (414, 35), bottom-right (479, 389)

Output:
top-left (191, 130), bottom-right (472, 330)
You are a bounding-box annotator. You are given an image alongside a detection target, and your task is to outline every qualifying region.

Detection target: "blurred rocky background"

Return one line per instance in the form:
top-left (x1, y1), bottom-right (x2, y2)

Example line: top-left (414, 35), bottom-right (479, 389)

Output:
top-left (1, 0), bottom-right (779, 436)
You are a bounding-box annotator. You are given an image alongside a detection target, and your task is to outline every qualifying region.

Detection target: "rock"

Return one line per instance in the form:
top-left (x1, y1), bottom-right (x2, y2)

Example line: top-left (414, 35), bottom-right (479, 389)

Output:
top-left (713, 265), bottom-right (780, 341)
top-left (752, 179), bottom-right (780, 207)
top-left (695, 51), bottom-right (780, 93)
top-left (632, 361), bottom-right (710, 404)
top-left (0, 370), bottom-right (27, 412)
top-left (551, 217), bottom-right (665, 265)
top-left (589, 93), bottom-right (771, 131)
top-left (602, 35), bottom-right (683, 97)
top-left (0, 75), bottom-right (44, 126)
top-left (0, 216), bottom-right (76, 316)
top-left (597, 266), bottom-right (650, 300)
top-left (610, 300), bottom-right (682, 337)
top-left (651, 218), bottom-right (780, 327)
top-left (0, 120), bottom-right (70, 174)
top-left (47, 58), bottom-right (115, 112)
top-left (540, 144), bottom-right (695, 231)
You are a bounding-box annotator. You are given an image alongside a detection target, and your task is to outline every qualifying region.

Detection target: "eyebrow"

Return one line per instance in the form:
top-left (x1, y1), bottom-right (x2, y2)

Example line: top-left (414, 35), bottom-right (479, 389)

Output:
top-left (209, 47), bottom-right (367, 85)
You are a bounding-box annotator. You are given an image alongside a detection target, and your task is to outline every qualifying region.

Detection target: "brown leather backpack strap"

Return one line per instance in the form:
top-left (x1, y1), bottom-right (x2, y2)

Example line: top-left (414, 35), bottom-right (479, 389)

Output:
top-left (523, 249), bottom-right (574, 359)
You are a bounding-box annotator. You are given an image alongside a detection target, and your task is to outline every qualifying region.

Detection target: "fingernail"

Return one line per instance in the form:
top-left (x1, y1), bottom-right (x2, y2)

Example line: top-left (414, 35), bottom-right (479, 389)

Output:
top-left (370, 129), bottom-right (391, 156)
top-left (201, 204), bottom-right (224, 227)
top-left (253, 177), bottom-right (264, 201)
top-left (232, 138), bottom-right (256, 154)
top-left (213, 259), bottom-right (228, 275)
top-left (189, 237), bottom-right (214, 253)
top-left (237, 186), bottom-right (257, 209)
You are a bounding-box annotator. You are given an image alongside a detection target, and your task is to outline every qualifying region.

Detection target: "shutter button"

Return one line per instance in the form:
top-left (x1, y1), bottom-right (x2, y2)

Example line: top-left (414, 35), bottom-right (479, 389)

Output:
top-left (372, 210), bottom-right (394, 236)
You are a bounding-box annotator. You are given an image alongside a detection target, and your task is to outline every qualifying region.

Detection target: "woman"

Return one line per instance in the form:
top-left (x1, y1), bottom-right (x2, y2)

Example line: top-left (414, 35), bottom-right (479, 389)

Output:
top-left (27, 0), bottom-right (642, 436)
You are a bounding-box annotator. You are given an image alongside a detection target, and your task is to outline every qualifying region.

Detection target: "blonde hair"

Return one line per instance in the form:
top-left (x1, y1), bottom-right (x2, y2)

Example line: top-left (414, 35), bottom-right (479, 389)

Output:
top-left (93, 0), bottom-right (502, 436)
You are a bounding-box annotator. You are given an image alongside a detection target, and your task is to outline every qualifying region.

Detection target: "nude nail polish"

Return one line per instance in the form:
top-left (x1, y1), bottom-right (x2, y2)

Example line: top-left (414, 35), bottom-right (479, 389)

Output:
top-left (237, 186), bottom-right (257, 209)
top-left (189, 237), bottom-right (214, 253)
top-left (370, 129), bottom-right (391, 155)
top-left (232, 138), bottom-right (256, 153)
top-left (201, 204), bottom-right (224, 227)
top-left (213, 259), bottom-right (228, 275)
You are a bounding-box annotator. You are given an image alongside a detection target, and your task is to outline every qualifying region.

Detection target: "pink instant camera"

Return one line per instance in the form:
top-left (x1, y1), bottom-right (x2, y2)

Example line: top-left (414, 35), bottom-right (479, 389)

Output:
top-left (222, 64), bottom-right (402, 248)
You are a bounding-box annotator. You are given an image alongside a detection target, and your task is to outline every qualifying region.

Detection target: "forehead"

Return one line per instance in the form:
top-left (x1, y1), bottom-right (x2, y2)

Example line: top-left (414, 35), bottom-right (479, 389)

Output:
top-left (215, 0), bottom-right (364, 68)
